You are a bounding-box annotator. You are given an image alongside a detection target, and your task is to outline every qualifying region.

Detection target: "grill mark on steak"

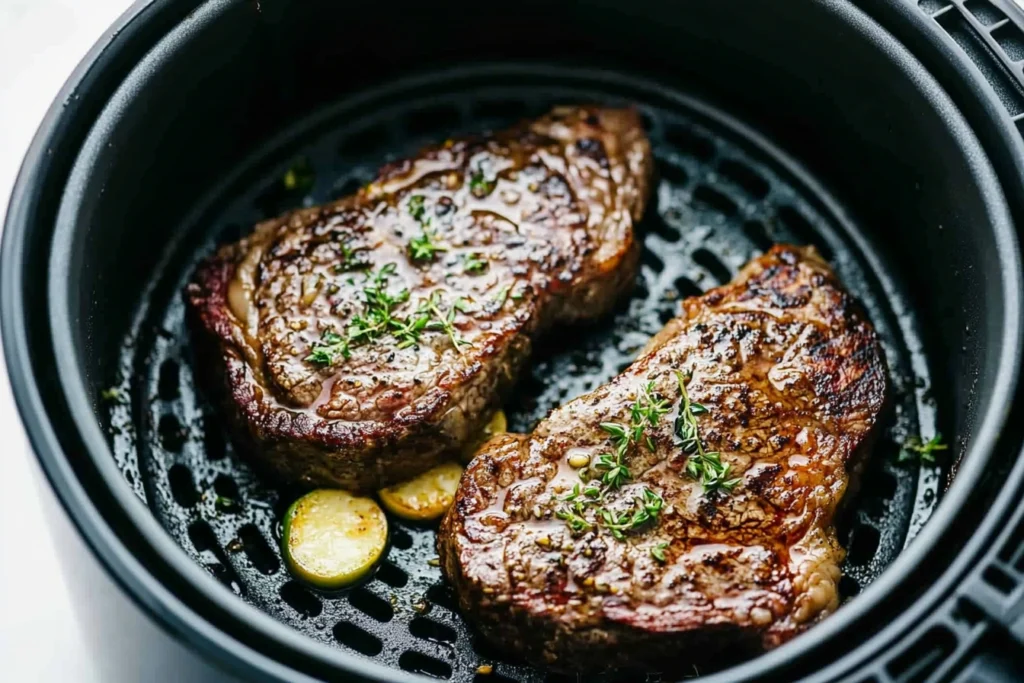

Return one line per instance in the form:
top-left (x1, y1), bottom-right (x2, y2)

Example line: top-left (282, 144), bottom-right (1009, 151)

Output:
top-left (438, 245), bottom-right (888, 673)
top-left (186, 107), bottom-right (652, 491)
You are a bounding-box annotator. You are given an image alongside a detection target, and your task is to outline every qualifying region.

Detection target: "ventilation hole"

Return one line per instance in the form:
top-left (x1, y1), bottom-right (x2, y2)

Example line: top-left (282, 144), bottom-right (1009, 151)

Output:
top-left (168, 464), bottom-right (198, 508)
top-left (741, 219), bottom-right (772, 252)
top-left (936, 10), bottom-right (1024, 116)
top-left (717, 159), bottom-right (770, 198)
top-left (664, 125), bottom-right (716, 161)
top-left (376, 560), bottom-right (409, 588)
top-left (157, 360), bottom-right (180, 401)
top-left (885, 625), bottom-right (958, 683)
top-left (964, 0), bottom-right (1006, 26)
top-left (839, 574), bottom-right (861, 598)
top-left (775, 206), bottom-right (834, 260)
top-left (158, 414), bottom-right (186, 452)
top-left (426, 583), bottom-right (459, 612)
top-left (873, 471), bottom-right (899, 500)
top-left (674, 276), bottom-right (703, 299)
top-left (692, 248), bottom-right (733, 286)
top-left (651, 211), bottom-right (683, 243)
top-left (399, 651), bottom-right (452, 680)
top-left (847, 524), bottom-right (881, 566)
top-left (330, 175), bottom-right (364, 201)
top-left (280, 580), bottom-right (323, 618)
top-left (859, 471), bottom-right (898, 520)
top-left (473, 98), bottom-right (531, 123)
top-left (390, 525), bottom-right (414, 550)
top-left (659, 161), bottom-right (688, 188)
top-left (333, 620), bottom-right (383, 656)
top-left (213, 474), bottom-right (241, 512)
top-left (405, 104), bottom-right (463, 138)
top-left (349, 587), bottom-right (394, 622)
top-left (951, 596), bottom-right (985, 626)
top-left (410, 617), bottom-right (458, 645)
top-left (642, 246), bottom-right (665, 273)
top-left (983, 564), bottom-right (1017, 594)
top-left (918, 0), bottom-right (949, 12)
top-left (214, 474), bottom-right (240, 499)
top-left (203, 420), bottom-right (226, 461)
top-left (339, 123), bottom-right (392, 159)
top-left (992, 23), bottom-right (1024, 61)
top-left (188, 521), bottom-right (245, 595)
top-left (239, 524), bottom-right (279, 575)
top-left (691, 184), bottom-right (739, 217)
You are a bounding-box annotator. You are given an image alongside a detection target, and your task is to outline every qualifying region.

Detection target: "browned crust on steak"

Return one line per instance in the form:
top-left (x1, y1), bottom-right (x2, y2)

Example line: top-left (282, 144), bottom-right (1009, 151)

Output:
top-left (186, 107), bottom-right (652, 491)
top-left (438, 245), bottom-right (888, 672)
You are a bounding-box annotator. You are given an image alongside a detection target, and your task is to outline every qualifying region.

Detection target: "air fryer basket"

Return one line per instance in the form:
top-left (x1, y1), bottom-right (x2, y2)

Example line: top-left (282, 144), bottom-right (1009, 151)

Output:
top-left (108, 66), bottom-right (941, 681)
top-left (7, 1), bottom-right (1024, 682)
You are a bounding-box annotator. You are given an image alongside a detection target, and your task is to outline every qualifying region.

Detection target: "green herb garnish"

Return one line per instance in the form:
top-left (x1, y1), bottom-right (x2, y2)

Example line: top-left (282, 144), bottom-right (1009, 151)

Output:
top-left (215, 495), bottom-right (237, 511)
top-left (306, 330), bottom-right (350, 366)
top-left (675, 371), bottom-right (740, 495)
top-left (420, 291), bottom-right (469, 353)
top-left (899, 434), bottom-right (948, 464)
top-left (462, 252), bottom-right (488, 274)
top-left (557, 383), bottom-right (670, 539)
top-left (408, 194), bottom-right (428, 223)
top-left (101, 387), bottom-right (123, 402)
top-left (282, 157), bottom-right (315, 192)
top-left (347, 264), bottom-right (410, 345)
top-left (334, 242), bottom-right (370, 272)
top-left (408, 228), bottom-right (447, 262)
top-left (651, 541), bottom-right (669, 563)
top-left (592, 382), bottom-right (671, 488)
top-left (469, 170), bottom-right (494, 197)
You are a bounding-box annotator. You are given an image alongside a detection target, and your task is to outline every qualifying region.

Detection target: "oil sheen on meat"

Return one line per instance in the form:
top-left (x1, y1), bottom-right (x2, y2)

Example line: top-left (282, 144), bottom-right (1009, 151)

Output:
top-left (438, 246), bottom-right (888, 672)
top-left (187, 107), bottom-right (653, 491)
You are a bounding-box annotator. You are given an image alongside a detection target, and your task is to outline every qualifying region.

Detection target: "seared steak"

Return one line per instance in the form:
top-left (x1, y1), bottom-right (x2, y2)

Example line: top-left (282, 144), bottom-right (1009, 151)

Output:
top-left (438, 246), bottom-right (888, 672)
top-left (187, 107), bottom-right (652, 491)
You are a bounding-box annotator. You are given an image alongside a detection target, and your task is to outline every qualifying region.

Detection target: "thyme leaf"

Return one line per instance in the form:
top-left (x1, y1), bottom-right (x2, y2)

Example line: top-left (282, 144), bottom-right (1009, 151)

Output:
top-left (898, 433), bottom-right (948, 464)
top-left (674, 371), bottom-right (741, 495)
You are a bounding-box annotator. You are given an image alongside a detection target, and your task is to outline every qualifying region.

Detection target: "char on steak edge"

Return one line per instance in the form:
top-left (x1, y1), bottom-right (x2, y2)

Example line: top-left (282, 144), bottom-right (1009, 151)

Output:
top-left (439, 245), bottom-right (888, 672)
top-left (186, 106), bottom-right (652, 491)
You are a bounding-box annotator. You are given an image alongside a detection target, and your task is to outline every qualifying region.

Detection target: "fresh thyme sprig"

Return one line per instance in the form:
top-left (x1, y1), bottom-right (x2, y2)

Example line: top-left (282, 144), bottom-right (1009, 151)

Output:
top-left (282, 157), bottom-right (315, 192)
top-left (674, 371), bottom-right (740, 495)
top-left (305, 265), bottom-right (474, 366)
top-left (592, 381), bottom-right (671, 488)
top-left (408, 228), bottom-right (447, 262)
top-left (462, 252), bottom-right (488, 274)
top-left (334, 242), bottom-right (371, 272)
top-left (651, 541), bottom-right (669, 563)
top-left (408, 194), bottom-right (428, 223)
top-left (898, 434), bottom-right (948, 464)
top-left (306, 330), bottom-right (350, 365)
top-left (556, 382), bottom-right (670, 539)
top-left (421, 292), bottom-right (470, 353)
top-left (469, 170), bottom-right (494, 197)
top-left (346, 264), bottom-right (410, 345)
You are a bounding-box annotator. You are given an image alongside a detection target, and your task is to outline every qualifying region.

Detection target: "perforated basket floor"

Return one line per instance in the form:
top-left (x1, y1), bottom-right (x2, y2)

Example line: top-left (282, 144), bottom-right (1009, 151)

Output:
top-left (104, 65), bottom-right (943, 681)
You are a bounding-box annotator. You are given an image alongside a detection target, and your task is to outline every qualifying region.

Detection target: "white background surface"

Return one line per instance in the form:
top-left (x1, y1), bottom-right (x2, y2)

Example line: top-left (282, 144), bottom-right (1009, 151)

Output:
top-left (0, 1), bottom-right (130, 679)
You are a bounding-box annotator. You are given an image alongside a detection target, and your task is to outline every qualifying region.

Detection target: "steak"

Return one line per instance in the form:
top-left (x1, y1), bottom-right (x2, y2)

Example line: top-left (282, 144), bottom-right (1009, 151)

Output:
top-left (186, 107), bottom-right (652, 491)
top-left (438, 245), bottom-right (888, 672)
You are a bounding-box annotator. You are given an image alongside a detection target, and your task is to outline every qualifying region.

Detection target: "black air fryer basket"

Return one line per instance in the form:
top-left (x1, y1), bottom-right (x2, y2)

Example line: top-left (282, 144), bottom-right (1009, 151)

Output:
top-left (7, 1), bottom-right (1024, 681)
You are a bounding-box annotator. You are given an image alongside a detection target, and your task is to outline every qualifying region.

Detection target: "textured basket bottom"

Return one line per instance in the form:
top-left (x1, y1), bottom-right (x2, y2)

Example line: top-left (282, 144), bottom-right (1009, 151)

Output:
top-left (104, 65), bottom-right (941, 681)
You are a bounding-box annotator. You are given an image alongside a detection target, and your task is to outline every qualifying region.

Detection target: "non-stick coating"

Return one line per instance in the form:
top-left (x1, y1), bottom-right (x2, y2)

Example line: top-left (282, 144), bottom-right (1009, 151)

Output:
top-left (102, 67), bottom-right (941, 681)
